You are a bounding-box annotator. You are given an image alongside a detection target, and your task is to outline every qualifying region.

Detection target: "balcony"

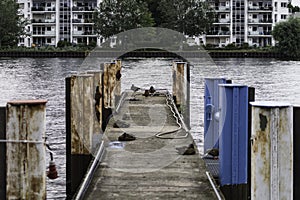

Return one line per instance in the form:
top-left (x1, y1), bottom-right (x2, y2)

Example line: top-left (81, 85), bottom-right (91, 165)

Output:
top-left (45, 31), bottom-right (55, 35)
top-left (248, 6), bottom-right (272, 11)
top-left (207, 31), bottom-right (230, 36)
top-left (72, 19), bottom-right (84, 23)
top-left (72, 6), bottom-right (95, 12)
top-left (218, 18), bottom-right (230, 23)
top-left (217, 6), bottom-right (230, 12)
top-left (248, 31), bottom-right (272, 36)
top-left (32, 7), bottom-right (56, 12)
top-left (73, 31), bottom-right (96, 36)
top-left (45, 19), bottom-right (56, 23)
top-left (248, 19), bottom-right (273, 23)
top-left (32, 31), bottom-right (45, 35)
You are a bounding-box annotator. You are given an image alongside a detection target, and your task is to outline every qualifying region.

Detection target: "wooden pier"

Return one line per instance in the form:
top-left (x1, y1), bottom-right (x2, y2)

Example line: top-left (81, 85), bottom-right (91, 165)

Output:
top-left (78, 90), bottom-right (219, 199)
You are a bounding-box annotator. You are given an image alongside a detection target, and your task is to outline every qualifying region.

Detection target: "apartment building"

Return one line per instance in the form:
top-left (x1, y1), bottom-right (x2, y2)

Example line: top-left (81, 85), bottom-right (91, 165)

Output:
top-left (17, 0), bottom-right (101, 47)
top-left (205, 0), bottom-right (291, 47)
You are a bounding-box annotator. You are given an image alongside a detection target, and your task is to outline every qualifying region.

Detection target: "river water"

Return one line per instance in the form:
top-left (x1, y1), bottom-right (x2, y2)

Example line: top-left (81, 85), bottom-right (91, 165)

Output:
top-left (0, 57), bottom-right (299, 199)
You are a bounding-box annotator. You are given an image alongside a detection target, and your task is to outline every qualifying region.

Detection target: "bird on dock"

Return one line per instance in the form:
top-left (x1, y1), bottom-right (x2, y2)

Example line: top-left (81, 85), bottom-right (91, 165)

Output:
top-left (149, 86), bottom-right (156, 94)
top-left (203, 148), bottom-right (219, 159)
top-left (176, 144), bottom-right (196, 155)
top-left (131, 84), bottom-right (140, 92)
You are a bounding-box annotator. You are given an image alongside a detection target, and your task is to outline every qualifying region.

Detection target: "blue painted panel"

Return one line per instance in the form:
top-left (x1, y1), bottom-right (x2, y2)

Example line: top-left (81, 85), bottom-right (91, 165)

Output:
top-left (204, 78), bottom-right (227, 152)
top-left (219, 84), bottom-right (248, 185)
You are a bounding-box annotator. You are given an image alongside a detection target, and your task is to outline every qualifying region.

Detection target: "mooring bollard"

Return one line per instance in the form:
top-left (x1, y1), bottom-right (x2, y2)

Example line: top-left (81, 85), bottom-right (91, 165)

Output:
top-left (250, 102), bottom-right (293, 200)
top-left (66, 75), bottom-right (94, 199)
top-left (4, 100), bottom-right (47, 200)
top-left (172, 61), bottom-right (190, 128)
top-left (219, 84), bottom-right (249, 199)
top-left (204, 78), bottom-right (227, 152)
top-left (294, 106), bottom-right (300, 200)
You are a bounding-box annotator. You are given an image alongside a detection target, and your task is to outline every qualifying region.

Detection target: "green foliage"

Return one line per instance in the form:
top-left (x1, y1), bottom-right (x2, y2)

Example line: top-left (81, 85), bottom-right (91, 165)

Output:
top-left (288, 3), bottom-right (300, 13)
top-left (272, 17), bottom-right (300, 59)
top-left (93, 0), bottom-right (154, 38)
top-left (157, 0), bottom-right (215, 36)
top-left (57, 40), bottom-right (72, 48)
top-left (0, 0), bottom-right (27, 47)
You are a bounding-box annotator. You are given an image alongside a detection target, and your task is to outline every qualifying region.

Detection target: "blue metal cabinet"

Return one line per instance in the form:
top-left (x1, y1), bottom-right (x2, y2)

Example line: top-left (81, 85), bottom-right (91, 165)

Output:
top-left (204, 78), bottom-right (227, 152)
top-left (219, 84), bottom-right (248, 186)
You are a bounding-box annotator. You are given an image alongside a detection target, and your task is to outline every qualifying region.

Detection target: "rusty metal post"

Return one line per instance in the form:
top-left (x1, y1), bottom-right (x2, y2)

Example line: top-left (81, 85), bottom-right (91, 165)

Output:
top-left (5, 100), bottom-right (47, 200)
top-left (0, 106), bottom-right (6, 200)
top-left (251, 102), bottom-right (293, 200)
top-left (172, 61), bottom-right (189, 128)
top-left (66, 75), bottom-right (94, 199)
top-left (294, 106), bottom-right (300, 199)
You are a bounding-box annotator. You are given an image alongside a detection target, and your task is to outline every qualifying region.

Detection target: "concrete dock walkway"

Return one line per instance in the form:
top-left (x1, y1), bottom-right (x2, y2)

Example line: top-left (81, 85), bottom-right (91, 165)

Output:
top-left (83, 90), bottom-right (218, 199)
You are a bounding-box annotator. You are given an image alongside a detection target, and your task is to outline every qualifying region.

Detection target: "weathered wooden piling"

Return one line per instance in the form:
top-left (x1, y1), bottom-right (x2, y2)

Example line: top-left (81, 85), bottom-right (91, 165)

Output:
top-left (218, 84), bottom-right (249, 199)
top-left (250, 102), bottom-right (293, 200)
top-left (172, 61), bottom-right (190, 128)
top-left (114, 59), bottom-right (122, 105)
top-left (294, 106), bottom-right (300, 200)
top-left (86, 70), bottom-right (103, 148)
top-left (5, 100), bottom-right (47, 200)
top-left (101, 62), bottom-right (120, 130)
top-left (0, 106), bottom-right (6, 200)
top-left (66, 75), bottom-right (95, 199)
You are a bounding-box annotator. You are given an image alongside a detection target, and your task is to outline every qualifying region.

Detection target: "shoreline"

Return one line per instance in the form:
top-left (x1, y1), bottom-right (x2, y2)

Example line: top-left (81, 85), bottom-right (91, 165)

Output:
top-left (0, 50), bottom-right (285, 59)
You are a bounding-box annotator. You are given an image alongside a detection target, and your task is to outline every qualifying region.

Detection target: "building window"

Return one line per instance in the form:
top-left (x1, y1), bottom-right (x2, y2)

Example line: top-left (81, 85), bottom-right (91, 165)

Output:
top-left (281, 15), bottom-right (287, 19)
top-left (281, 2), bottom-right (287, 7)
top-left (47, 27), bottom-right (51, 31)
top-left (47, 38), bottom-right (51, 43)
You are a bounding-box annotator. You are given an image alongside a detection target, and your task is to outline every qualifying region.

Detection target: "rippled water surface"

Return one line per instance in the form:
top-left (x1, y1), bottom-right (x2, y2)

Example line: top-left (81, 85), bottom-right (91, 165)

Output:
top-left (0, 57), bottom-right (299, 199)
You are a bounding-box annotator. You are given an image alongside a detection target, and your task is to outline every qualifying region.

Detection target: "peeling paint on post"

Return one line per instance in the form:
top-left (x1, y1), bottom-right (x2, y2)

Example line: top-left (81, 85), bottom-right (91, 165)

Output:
top-left (251, 102), bottom-right (293, 200)
top-left (66, 75), bottom-right (94, 199)
top-left (172, 61), bottom-right (190, 128)
top-left (6, 100), bottom-right (47, 200)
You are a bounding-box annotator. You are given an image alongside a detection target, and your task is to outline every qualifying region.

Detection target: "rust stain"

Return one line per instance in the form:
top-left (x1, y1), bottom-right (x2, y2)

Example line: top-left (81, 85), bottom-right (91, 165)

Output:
top-left (259, 113), bottom-right (268, 131)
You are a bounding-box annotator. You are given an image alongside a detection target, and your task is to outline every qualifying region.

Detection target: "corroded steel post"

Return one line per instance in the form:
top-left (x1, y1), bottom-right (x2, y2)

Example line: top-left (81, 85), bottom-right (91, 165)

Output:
top-left (6, 100), bottom-right (47, 200)
top-left (66, 75), bottom-right (94, 199)
top-left (251, 102), bottom-right (293, 200)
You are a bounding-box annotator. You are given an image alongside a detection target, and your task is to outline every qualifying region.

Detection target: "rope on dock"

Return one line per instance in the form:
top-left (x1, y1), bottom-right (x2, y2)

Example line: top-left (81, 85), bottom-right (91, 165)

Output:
top-left (155, 91), bottom-right (189, 139)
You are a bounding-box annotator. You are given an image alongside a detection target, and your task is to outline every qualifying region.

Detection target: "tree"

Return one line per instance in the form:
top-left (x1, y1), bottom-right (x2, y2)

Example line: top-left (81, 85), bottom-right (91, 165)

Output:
top-left (157, 0), bottom-right (215, 36)
top-left (93, 0), bottom-right (154, 39)
top-left (272, 17), bottom-right (300, 59)
top-left (0, 0), bottom-right (27, 47)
